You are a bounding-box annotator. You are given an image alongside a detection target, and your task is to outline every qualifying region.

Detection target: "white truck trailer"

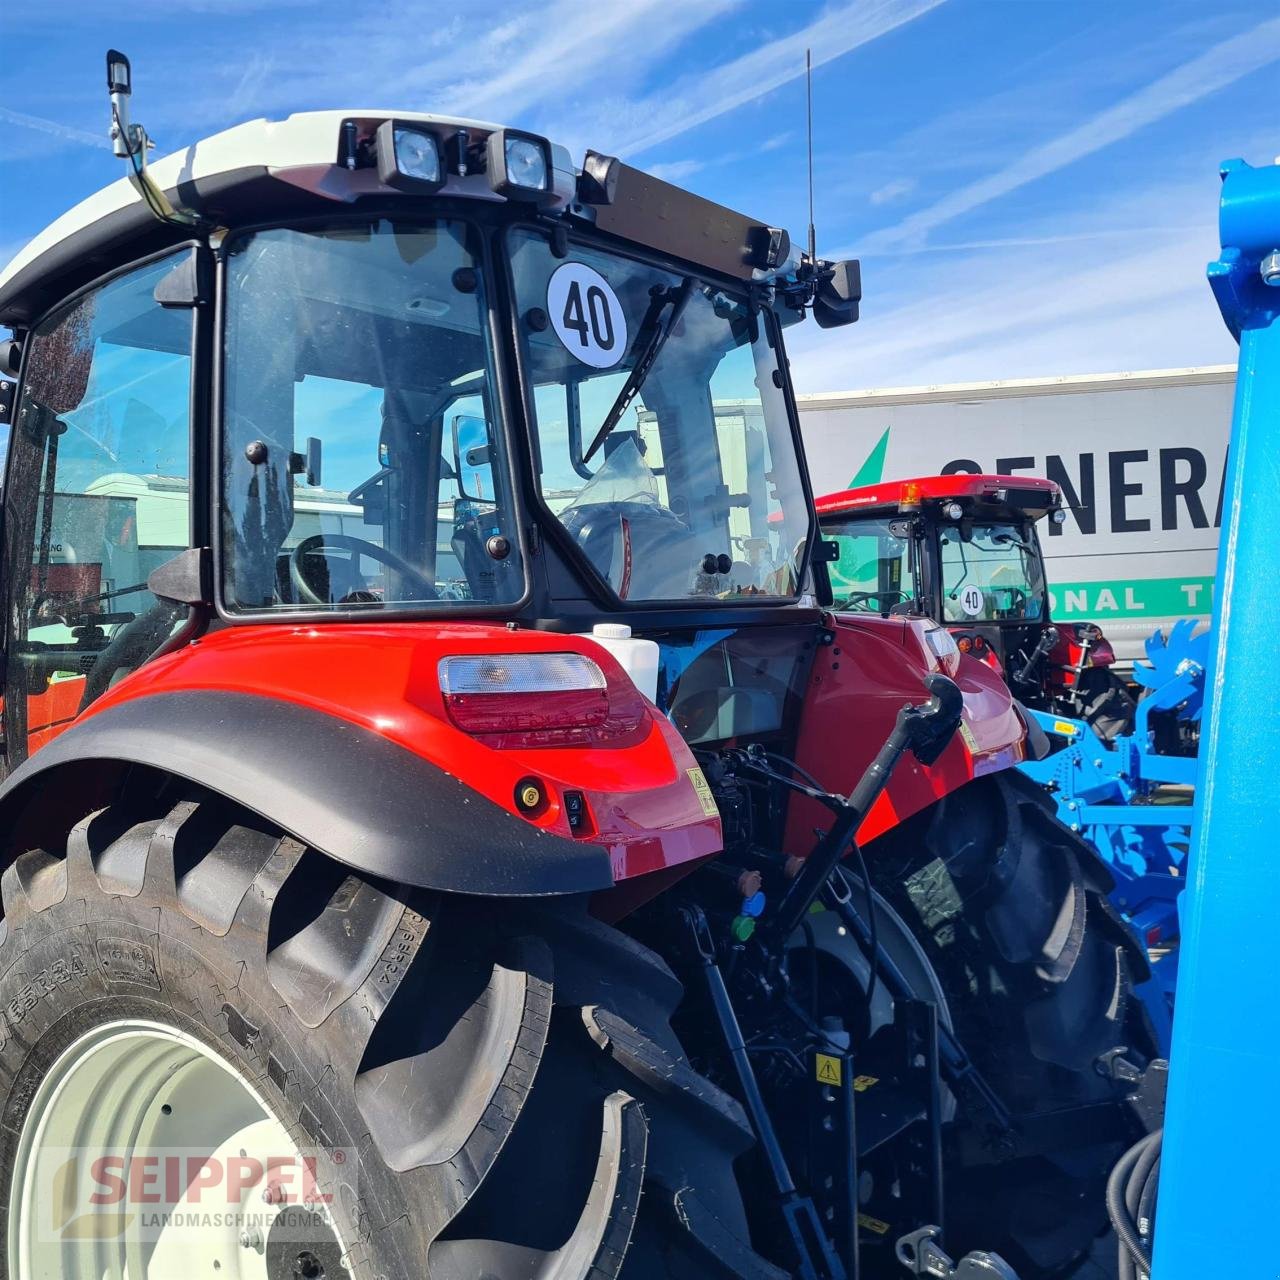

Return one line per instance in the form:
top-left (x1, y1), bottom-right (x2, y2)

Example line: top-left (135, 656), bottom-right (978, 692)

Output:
top-left (797, 366), bottom-right (1235, 664)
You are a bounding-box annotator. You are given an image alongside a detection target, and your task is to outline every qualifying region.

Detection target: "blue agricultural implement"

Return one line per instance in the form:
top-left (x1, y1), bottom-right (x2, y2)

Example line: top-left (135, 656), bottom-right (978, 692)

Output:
top-left (1020, 618), bottom-right (1208, 1051)
top-left (1126, 155), bottom-right (1280, 1280)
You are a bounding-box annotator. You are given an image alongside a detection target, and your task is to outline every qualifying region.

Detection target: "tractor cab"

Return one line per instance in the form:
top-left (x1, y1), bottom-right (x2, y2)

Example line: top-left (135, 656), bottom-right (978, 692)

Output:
top-left (0, 106), bottom-right (865, 762)
top-left (0, 56), bottom-right (1156, 1280)
top-left (818, 473), bottom-right (1135, 736)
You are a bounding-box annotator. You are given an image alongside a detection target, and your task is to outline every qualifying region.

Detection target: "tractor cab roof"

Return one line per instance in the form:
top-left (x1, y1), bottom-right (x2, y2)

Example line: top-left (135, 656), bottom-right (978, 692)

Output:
top-left (817, 473), bottom-right (1061, 522)
top-left (0, 109), bottom-right (793, 330)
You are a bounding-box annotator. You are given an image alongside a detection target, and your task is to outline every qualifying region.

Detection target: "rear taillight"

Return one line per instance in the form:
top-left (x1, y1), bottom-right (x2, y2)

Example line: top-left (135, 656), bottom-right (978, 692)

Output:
top-left (438, 653), bottom-right (644, 748)
top-left (1090, 637), bottom-right (1116, 667)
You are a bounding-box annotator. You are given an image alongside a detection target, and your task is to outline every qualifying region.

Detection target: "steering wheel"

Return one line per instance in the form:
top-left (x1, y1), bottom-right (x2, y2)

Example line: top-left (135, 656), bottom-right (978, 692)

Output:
top-left (841, 589), bottom-right (910, 611)
top-left (289, 534), bottom-right (438, 605)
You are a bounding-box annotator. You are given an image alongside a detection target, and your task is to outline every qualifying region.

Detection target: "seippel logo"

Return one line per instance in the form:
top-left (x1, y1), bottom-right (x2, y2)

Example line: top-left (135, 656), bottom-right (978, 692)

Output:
top-left (38, 1146), bottom-right (351, 1246)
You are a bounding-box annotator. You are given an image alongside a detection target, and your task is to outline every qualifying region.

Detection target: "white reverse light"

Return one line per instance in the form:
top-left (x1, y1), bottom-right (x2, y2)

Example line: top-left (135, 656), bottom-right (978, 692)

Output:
top-left (924, 627), bottom-right (959, 662)
top-left (439, 652), bottom-right (605, 695)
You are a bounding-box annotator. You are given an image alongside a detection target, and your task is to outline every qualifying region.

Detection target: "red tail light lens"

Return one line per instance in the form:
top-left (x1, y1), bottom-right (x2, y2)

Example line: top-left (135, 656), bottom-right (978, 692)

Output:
top-left (1091, 638), bottom-right (1116, 667)
top-left (439, 653), bottom-right (645, 748)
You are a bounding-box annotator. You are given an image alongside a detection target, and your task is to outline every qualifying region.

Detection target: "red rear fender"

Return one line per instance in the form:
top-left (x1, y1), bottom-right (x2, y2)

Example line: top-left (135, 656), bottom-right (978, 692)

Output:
top-left (784, 614), bottom-right (1025, 856)
top-left (71, 623), bottom-right (722, 888)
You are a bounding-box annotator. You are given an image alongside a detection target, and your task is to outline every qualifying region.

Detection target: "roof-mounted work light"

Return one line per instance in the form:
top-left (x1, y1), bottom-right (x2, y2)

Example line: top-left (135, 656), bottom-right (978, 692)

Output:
top-left (375, 120), bottom-right (445, 192)
top-left (486, 129), bottom-right (553, 201)
top-left (106, 49), bottom-right (139, 159)
top-left (102, 47), bottom-right (200, 227)
top-left (106, 50), bottom-right (131, 96)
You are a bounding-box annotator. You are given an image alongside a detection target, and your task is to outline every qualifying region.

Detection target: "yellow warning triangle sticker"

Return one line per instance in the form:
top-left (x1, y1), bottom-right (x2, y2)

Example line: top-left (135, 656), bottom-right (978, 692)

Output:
top-left (814, 1053), bottom-right (843, 1086)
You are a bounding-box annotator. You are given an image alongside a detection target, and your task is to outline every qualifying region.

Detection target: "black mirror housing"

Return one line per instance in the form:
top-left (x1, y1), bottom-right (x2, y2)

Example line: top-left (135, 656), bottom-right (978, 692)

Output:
top-left (304, 436), bottom-right (322, 487)
top-left (813, 258), bottom-right (861, 328)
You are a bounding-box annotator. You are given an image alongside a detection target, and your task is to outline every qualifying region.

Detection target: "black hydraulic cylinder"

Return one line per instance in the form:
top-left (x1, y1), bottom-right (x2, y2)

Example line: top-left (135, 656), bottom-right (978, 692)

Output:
top-left (702, 934), bottom-right (797, 1195)
top-left (767, 674), bottom-right (962, 948)
top-left (1014, 625), bottom-right (1057, 687)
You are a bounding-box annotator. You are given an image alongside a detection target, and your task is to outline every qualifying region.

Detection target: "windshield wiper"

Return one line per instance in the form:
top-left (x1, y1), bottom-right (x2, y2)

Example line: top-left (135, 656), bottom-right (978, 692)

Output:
top-left (582, 276), bottom-right (694, 464)
top-left (991, 531), bottom-right (1036, 553)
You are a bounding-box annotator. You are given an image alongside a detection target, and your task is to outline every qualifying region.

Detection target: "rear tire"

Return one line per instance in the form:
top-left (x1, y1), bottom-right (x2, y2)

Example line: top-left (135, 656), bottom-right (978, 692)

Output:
top-left (865, 769), bottom-right (1155, 1277)
top-left (1078, 668), bottom-right (1136, 741)
top-left (0, 780), bottom-right (783, 1279)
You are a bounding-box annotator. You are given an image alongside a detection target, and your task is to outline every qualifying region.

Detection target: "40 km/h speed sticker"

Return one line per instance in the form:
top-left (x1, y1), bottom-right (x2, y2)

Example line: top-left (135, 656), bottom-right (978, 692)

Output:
top-left (959, 584), bottom-right (985, 617)
top-left (547, 261), bottom-right (627, 369)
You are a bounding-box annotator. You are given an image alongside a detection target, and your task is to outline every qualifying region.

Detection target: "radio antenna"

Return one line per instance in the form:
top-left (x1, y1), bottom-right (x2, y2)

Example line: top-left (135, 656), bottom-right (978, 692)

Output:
top-left (806, 47), bottom-right (817, 261)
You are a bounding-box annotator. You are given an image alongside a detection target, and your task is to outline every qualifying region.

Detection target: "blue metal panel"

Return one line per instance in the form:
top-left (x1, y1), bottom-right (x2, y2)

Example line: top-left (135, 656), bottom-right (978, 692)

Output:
top-left (1153, 159), bottom-right (1280, 1279)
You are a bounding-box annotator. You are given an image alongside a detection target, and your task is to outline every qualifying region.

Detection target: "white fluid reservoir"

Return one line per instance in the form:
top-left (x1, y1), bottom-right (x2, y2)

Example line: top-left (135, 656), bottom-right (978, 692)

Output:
top-left (581, 623), bottom-right (660, 704)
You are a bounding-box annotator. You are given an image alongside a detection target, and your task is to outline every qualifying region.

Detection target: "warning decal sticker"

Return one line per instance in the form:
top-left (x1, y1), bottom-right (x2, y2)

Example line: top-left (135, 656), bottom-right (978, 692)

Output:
top-left (687, 768), bottom-right (720, 818)
top-left (815, 1053), bottom-right (843, 1086)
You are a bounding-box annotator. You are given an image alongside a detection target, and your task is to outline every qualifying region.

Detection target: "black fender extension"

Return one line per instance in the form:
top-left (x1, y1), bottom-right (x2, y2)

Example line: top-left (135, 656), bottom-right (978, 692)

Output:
top-left (0, 690), bottom-right (614, 896)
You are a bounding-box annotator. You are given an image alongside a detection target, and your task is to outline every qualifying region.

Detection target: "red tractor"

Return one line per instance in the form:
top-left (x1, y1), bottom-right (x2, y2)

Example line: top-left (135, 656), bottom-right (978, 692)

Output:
top-left (0, 54), bottom-right (1155, 1280)
top-left (817, 474), bottom-right (1136, 740)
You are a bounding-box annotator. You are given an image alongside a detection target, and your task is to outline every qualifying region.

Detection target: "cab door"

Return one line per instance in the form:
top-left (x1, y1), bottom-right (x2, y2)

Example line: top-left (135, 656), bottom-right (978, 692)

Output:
top-left (0, 251), bottom-right (200, 772)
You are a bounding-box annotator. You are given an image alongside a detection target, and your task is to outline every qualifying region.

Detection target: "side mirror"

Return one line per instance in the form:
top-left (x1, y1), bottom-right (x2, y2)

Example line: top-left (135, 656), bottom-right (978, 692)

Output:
top-left (813, 259), bottom-right (861, 329)
top-left (451, 414), bottom-right (494, 501)
top-left (0, 379), bottom-right (14, 427)
top-left (348, 466), bottom-right (389, 526)
top-left (304, 436), bottom-right (322, 487)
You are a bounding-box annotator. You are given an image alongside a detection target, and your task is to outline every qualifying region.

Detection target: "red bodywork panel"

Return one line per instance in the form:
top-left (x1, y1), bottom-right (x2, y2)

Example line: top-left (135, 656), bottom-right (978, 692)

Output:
top-left (817, 473), bottom-right (1060, 518)
top-left (783, 614), bottom-right (1025, 857)
top-left (24, 677), bottom-right (87, 754)
top-left (1046, 622), bottom-right (1116, 690)
top-left (32, 614), bottom-right (1025, 900)
top-left (77, 623), bottom-right (723, 887)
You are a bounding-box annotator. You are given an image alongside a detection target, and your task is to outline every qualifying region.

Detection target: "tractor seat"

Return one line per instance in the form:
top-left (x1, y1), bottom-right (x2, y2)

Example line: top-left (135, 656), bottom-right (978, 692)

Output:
top-left (559, 500), bottom-right (700, 600)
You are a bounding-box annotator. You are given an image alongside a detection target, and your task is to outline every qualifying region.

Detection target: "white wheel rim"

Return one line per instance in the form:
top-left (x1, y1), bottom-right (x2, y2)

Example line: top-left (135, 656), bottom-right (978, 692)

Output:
top-left (8, 1019), bottom-right (347, 1280)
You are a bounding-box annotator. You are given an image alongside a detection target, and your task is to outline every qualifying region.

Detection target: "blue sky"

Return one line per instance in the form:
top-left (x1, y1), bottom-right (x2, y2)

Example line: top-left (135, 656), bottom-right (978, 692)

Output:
top-left (1, 0), bottom-right (1275, 391)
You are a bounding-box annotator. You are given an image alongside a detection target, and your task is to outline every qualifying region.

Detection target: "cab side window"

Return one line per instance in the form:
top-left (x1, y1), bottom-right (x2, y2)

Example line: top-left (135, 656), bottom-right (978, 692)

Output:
top-left (3, 253), bottom-right (194, 760)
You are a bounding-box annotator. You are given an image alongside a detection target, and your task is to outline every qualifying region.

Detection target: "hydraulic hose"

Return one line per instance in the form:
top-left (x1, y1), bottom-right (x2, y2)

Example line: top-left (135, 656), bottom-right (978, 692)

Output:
top-left (1107, 1128), bottom-right (1161, 1278)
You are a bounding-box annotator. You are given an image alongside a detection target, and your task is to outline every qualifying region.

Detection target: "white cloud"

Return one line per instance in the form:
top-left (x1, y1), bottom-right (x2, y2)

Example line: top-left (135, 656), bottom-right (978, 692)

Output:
top-left (869, 177), bottom-right (916, 206)
top-left (861, 16), bottom-right (1280, 253)
top-left (606, 0), bottom-right (946, 157)
top-left (786, 163), bottom-right (1250, 393)
top-left (788, 220), bottom-right (1235, 393)
top-left (0, 106), bottom-right (110, 150)
top-left (433, 0), bottom-right (739, 123)
top-left (645, 159), bottom-right (705, 183)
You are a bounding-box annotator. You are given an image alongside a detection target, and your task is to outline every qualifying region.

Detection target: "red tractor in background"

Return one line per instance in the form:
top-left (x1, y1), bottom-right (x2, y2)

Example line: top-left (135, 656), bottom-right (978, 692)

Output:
top-left (0, 53), bottom-right (1157, 1280)
top-left (817, 473), bottom-right (1137, 740)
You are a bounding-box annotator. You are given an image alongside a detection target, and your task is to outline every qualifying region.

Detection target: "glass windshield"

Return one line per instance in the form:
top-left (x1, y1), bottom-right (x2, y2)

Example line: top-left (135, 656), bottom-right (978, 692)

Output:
top-left (939, 521), bottom-right (1046, 622)
top-left (825, 515), bottom-right (920, 612)
top-left (509, 229), bottom-right (811, 603)
top-left (221, 219), bottom-right (521, 612)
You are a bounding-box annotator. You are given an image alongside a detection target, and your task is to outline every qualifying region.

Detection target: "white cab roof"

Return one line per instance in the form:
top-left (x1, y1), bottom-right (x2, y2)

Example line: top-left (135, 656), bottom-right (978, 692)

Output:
top-left (0, 109), bottom-right (504, 299)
